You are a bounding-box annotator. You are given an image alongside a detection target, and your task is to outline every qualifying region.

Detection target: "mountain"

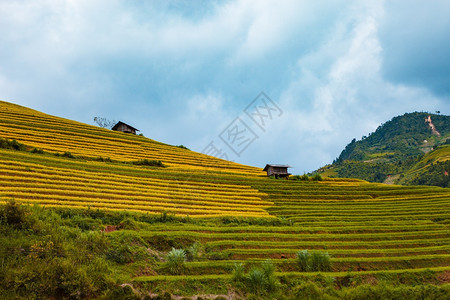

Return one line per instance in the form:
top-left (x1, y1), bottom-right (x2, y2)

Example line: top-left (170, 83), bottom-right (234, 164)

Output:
top-left (0, 101), bottom-right (449, 298)
top-left (318, 112), bottom-right (450, 187)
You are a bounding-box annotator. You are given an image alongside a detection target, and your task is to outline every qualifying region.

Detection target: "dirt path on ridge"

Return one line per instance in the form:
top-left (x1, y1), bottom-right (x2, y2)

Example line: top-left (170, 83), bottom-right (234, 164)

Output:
top-left (425, 115), bottom-right (441, 136)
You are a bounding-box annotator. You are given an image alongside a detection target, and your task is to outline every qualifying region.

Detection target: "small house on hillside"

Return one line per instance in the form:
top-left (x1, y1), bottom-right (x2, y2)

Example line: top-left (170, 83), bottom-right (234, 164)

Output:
top-left (112, 121), bottom-right (139, 135)
top-left (263, 164), bottom-right (291, 178)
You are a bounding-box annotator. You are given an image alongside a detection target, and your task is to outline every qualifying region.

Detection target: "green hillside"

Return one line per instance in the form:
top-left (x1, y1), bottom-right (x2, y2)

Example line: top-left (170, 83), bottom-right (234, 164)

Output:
top-left (319, 112), bottom-right (450, 187)
top-left (0, 101), bottom-right (449, 299)
top-left (398, 145), bottom-right (450, 187)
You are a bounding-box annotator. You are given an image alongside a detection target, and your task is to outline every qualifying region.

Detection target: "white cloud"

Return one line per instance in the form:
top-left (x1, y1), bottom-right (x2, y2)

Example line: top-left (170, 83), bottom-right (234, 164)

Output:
top-left (186, 93), bottom-right (225, 121)
top-left (0, 0), bottom-right (449, 172)
top-left (252, 1), bottom-right (447, 172)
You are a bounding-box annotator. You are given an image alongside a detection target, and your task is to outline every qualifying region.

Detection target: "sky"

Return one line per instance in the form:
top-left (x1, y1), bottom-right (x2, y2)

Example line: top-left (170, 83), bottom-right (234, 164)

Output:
top-left (1, 0), bottom-right (449, 173)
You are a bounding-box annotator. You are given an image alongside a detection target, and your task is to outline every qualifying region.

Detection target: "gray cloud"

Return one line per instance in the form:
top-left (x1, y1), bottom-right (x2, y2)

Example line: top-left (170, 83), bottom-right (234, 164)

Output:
top-left (0, 0), bottom-right (449, 172)
top-left (379, 0), bottom-right (450, 97)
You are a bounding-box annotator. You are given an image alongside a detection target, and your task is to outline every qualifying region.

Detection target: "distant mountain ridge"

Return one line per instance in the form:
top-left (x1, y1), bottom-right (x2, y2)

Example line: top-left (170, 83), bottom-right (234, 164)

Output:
top-left (318, 112), bottom-right (450, 187)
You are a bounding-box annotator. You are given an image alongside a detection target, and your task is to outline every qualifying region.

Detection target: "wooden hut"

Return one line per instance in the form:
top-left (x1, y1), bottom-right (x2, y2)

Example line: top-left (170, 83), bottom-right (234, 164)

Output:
top-left (263, 164), bottom-right (291, 178)
top-left (111, 121), bottom-right (139, 134)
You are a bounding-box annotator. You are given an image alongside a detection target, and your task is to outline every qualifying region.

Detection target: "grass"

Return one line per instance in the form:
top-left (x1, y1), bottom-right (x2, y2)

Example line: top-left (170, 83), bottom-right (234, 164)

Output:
top-left (165, 248), bottom-right (186, 274)
top-left (134, 266), bottom-right (450, 282)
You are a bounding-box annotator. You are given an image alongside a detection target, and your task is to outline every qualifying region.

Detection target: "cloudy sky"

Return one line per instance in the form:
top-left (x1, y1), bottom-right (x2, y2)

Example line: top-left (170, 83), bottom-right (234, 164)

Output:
top-left (1, 0), bottom-right (449, 172)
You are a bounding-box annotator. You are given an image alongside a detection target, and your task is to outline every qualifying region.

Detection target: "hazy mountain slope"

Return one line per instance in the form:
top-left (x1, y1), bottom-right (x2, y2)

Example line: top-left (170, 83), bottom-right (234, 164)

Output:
top-left (318, 112), bottom-right (450, 186)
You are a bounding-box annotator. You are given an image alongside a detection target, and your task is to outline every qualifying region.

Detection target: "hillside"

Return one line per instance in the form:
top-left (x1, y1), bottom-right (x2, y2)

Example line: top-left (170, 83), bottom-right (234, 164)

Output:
top-left (0, 100), bottom-right (261, 175)
top-left (0, 101), bottom-right (449, 299)
top-left (399, 145), bottom-right (450, 187)
top-left (318, 112), bottom-right (450, 187)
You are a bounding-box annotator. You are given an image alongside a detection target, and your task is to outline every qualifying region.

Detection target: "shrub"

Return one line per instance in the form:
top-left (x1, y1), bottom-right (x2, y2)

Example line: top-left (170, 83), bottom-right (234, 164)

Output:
top-left (79, 231), bottom-right (108, 253)
top-left (106, 244), bottom-right (134, 264)
top-left (95, 156), bottom-right (113, 162)
top-left (69, 215), bottom-right (102, 231)
top-left (186, 242), bottom-right (202, 261)
top-left (231, 260), bottom-right (279, 296)
top-left (0, 138), bottom-right (26, 151)
top-left (293, 281), bottom-right (324, 299)
top-left (310, 251), bottom-right (331, 272)
top-left (104, 284), bottom-right (140, 300)
top-left (299, 174), bottom-right (310, 181)
top-left (165, 248), bottom-right (186, 275)
top-left (4, 256), bottom-right (99, 298)
top-left (297, 250), bottom-right (332, 272)
top-left (55, 151), bottom-right (75, 158)
top-left (261, 259), bottom-right (275, 278)
top-left (105, 232), bottom-right (149, 264)
top-left (232, 262), bottom-right (245, 282)
top-left (156, 210), bottom-right (176, 223)
top-left (30, 148), bottom-right (45, 154)
top-left (261, 260), bottom-right (279, 293)
top-left (247, 268), bottom-right (267, 294)
top-left (312, 173), bottom-right (323, 181)
top-left (118, 217), bottom-right (140, 230)
top-left (0, 199), bottom-right (36, 230)
top-left (297, 250), bottom-right (311, 272)
top-left (292, 174), bottom-right (319, 181)
top-left (132, 159), bottom-right (166, 168)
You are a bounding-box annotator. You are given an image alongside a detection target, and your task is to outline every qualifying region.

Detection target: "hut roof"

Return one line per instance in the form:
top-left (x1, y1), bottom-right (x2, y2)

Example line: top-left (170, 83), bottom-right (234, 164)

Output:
top-left (111, 121), bottom-right (139, 132)
top-left (263, 164), bottom-right (292, 171)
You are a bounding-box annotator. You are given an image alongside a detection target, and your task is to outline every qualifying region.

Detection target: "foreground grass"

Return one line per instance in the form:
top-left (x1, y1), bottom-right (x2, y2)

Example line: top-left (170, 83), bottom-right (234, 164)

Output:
top-left (1, 201), bottom-right (449, 299)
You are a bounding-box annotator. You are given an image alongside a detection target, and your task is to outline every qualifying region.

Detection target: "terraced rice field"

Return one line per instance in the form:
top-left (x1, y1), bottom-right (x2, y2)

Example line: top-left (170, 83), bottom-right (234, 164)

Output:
top-left (134, 178), bottom-right (450, 281)
top-left (0, 100), bottom-right (449, 284)
top-left (0, 100), bottom-right (262, 175)
top-left (0, 149), bottom-right (271, 218)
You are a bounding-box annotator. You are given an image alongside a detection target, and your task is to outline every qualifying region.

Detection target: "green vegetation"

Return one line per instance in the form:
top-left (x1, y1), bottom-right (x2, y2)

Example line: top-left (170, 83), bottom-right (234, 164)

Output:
top-left (406, 160), bottom-right (450, 187)
top-left (1, 200), bottom-right (449, 299)
top-left (0, 136), bottom-right (170, 169)
top-left (131, 159), bottom-right (167, 168)
top-left (0, 101), bottom-right (449, 298)
top-left (291, 173), bottom-right (323, 181)
top-left (0, 200), bottom-right (131, 299)
top-left (398, 145), bottom-right (450, 188)
top-left (320, 112), bottom-right (450, 187)
top-left (0, 137), bottom-right (26, 151)
top-left (296, 250), bottom-right (332, 272)
top-left (290, 281), bottom-right (450, 300)
top-left (176, 145), bottom-right (190, 150)
top-left (186, 242), bottom-right (202, 261)
top-left (232, 262), bottom-right (245, 282)
top-left (0, 199), bottom-right (36, 230)
top-left (165, 248), bottom-right (187, 275)
top-left (55, 151), bottom-right (76, 158)
top-left (231, 260), bottom-right (280, 296)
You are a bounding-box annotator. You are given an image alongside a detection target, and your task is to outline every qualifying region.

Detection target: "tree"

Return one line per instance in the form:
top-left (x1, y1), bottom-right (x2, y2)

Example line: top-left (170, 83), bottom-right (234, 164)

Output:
top-left (93, 117), bottom-right (117, 129)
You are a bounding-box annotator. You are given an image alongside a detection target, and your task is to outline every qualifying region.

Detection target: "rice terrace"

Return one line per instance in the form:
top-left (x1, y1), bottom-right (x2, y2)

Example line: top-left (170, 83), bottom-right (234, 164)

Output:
top-left (0, 100), bottom-right (449, 299)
